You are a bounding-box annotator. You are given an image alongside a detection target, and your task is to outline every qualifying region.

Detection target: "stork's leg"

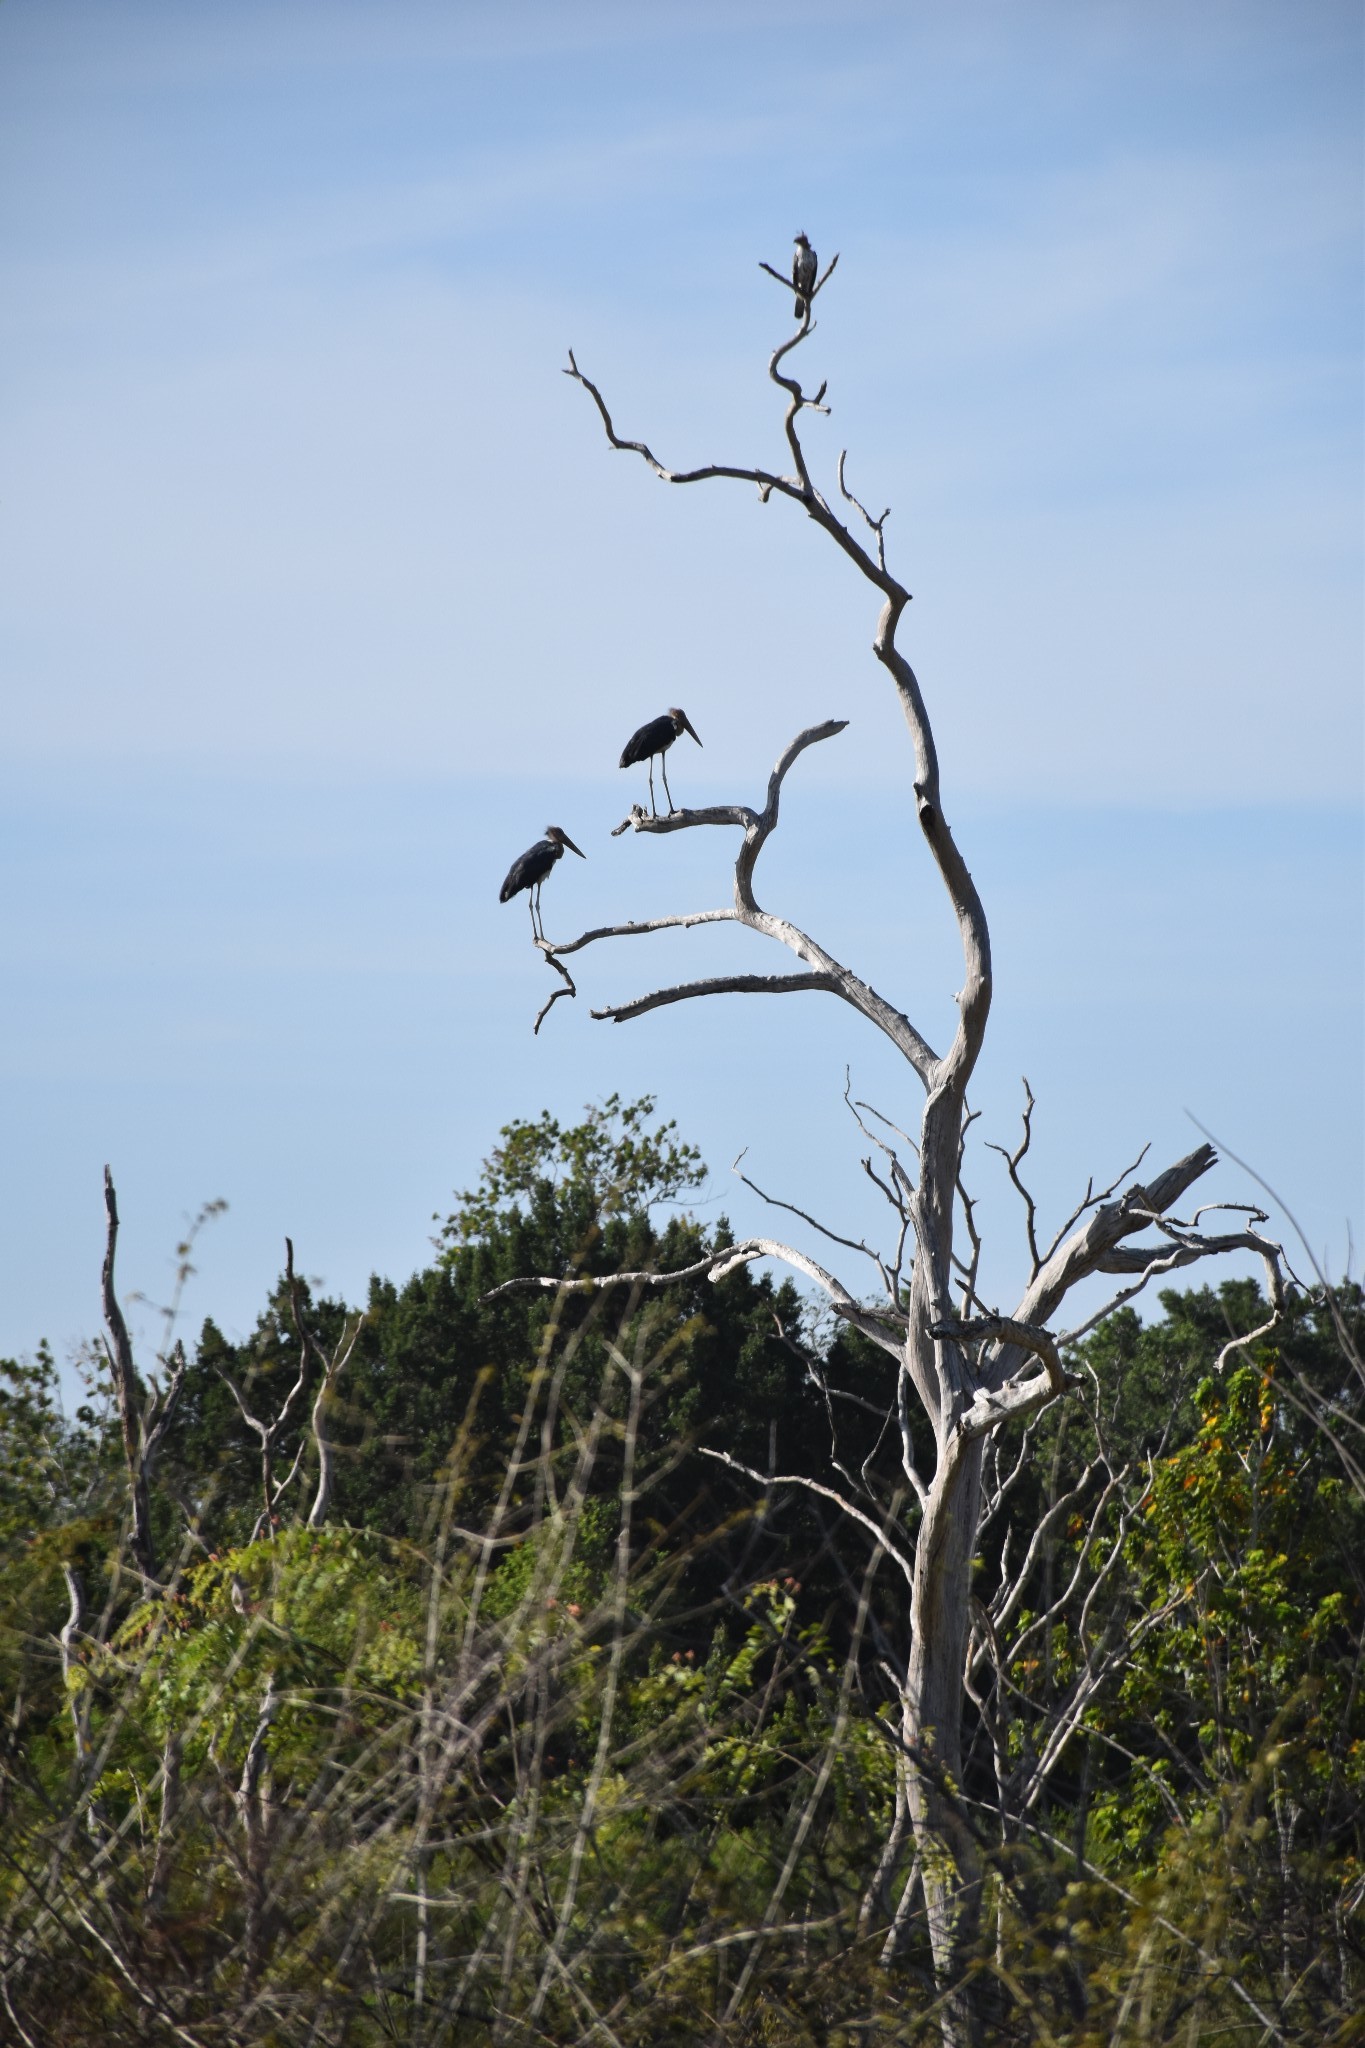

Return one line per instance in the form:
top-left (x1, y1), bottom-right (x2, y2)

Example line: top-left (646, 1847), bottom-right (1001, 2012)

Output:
top-left (647, 758), bottom-right (657, 817)
top-left (529, 884), bottom-right (541, 941)
top-left (661, 754), bottom-right (676, 813)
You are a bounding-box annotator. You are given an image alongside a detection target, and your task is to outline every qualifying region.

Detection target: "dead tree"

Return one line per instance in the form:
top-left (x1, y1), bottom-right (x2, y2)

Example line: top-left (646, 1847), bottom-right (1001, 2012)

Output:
top-left (282, 1239), bottom-right (365, 1530)
top-left (101, 1167), bottom-right (187, 1584)
top-left (498, 249), bottom-right (1289, 2038)
top-left (215, 1241), bottom-right (319, 1543)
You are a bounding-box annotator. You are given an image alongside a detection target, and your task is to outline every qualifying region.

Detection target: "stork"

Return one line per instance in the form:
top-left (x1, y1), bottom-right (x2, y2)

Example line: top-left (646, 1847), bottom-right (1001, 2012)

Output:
top-left (618, 707), bottom-right (702, 816)
top-left (499, 826), bottom-right (585, 940)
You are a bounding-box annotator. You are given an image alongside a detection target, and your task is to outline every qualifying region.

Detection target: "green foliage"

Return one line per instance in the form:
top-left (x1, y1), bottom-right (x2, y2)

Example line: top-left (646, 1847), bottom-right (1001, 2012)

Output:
top-left (437, 1091), bottom-right (706, 1247)
top-left (114, 1526), bottom-right (423, 1774)
top-left (0, 1112), bottom-right (1360, 2044)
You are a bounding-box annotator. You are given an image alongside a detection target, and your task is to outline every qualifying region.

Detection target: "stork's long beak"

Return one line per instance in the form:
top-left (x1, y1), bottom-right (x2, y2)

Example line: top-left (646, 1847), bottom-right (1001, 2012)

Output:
top-left (560, 831), bottom-right (586, 858)
top-left (680, 713), bottom-right (703, 746)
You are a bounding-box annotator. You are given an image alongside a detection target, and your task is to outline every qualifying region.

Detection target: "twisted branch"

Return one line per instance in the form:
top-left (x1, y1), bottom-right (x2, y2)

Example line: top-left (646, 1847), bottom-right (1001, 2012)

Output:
top-left (931, 1315), bottom-right (1080, 1446)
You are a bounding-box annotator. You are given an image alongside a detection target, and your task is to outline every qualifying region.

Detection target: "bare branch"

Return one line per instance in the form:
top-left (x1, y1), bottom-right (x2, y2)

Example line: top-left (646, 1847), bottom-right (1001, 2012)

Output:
top-left (480, 1242), bottom-right (771, 1303)
top-left (1036, 1139), bottom-right (1152, 1274)
top-left (954, 1106), bottom-right (986, 1316)
top-left (698, 1444), bottom-right (914, 1586)
top-left (1187, 1110), bottom-right (1354, 1322)
top-left (732, 1149), bottom-right (890, 1282)
top-left (539, 908), bottom-right (737, 957)
top-left (283, 1238), bottom-right (365, 1530)
top-left (1015, 1142), bottom-right (1219, 1332)
top-left (837, 449), bottom-right (890, 572)
top-left (932, 1314), bottom-right (1079, 1443)
top-left (986, 1462), bottom-right (1105, 1643)
top-left (984, 1079), bottom-right (1041, 1276)
top-left (758, 248), bottom-right (840, 304)
top-left (567, 318), bottom-right (908, 607)
top-left (1055, 1217), bottom-right (1284, 1346)
top-left (564, 349), bottom-right (801, 500)
top-left (483, 1233), bottom-right (906, 1359)
top-left (1117, 1207), bottom-right (1289, 1371)
top-left (592, 970), bottom-right (840, 1024)
top-left (214, 1311), bottom-right (312, 1541)
top-left (977, 1410), bottom-right (1048, 1536)
top-left (611, 805), bottom-right (755, 839)
top-left (609, 718), bottom-right (846, 871)
top-left (533, 948), bottom-right (576, 1036)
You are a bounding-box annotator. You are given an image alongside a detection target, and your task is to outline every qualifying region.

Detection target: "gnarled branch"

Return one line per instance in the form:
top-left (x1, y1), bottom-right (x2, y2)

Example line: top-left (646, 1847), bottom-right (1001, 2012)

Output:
top-left (932, 1315), bottom-right (1079, 1445)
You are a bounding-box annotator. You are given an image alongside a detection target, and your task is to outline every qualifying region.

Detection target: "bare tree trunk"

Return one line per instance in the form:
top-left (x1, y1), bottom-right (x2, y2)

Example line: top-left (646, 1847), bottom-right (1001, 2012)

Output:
top-left (903, 1440), bottom-right (986, 2023)
top-left (306, 1369), bottom-right (337, 1530)
top-left (146, 1734), bottom-right (180, 1917)
top-left (283, 1238), bottom-right (363, 1532)
top-left (237, 1676), bottom-right (277, 1995)
top-left (101, 1168), bottom-right (187, 1586)
top-left (58, 1566), bottom-right (86, 1767)
top-left (101, 1171), bottom-right (157, 1581)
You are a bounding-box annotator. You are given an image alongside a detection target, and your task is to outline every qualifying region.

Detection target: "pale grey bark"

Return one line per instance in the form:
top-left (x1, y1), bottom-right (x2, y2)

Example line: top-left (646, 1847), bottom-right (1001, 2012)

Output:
top-left (216, 1281), bottom-right (314, 1542)
top-left (58, 1567), bottom-right (90, 1777)
top-left (236, 1676), bottom-right (278, 1992)
top-left (281, 1238), bottom-right (365, 1530)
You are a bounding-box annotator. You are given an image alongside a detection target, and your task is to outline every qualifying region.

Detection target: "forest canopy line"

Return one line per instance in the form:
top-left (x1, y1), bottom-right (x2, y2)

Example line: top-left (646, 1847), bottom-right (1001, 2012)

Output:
top-left (0, 1096), bottom-right (1361, 2045)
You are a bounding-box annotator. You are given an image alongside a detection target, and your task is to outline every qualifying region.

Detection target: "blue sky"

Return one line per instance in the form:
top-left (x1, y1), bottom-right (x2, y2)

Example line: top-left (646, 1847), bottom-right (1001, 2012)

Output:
top-left (1, 0), bottom-right (1360, 1370)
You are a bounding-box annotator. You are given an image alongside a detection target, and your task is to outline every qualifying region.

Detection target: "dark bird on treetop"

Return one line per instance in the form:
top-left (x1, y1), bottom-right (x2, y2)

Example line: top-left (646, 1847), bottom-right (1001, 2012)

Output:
top-left (619, 707), bottom-right (702, 816)
top-left (499, 825), bottom-right (585, 940)
top-left (792, 232), bottom-right (817, 318)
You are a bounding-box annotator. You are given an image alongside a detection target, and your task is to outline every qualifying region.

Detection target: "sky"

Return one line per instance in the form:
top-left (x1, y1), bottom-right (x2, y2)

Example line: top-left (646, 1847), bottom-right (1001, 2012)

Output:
top-left (1, 0), bottom-right (1360, 1378)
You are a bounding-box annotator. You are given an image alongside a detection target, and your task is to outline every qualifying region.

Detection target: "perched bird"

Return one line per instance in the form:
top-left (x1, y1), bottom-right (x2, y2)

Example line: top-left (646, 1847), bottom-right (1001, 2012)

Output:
top-left (229, 1573), bottom-right (250, 1616)
top-left (499, 825), bottom-right (586, 939)
top-left (792, 232), bottom-right (817, 318)
top-left (619, 707), bottom-right (703, 816)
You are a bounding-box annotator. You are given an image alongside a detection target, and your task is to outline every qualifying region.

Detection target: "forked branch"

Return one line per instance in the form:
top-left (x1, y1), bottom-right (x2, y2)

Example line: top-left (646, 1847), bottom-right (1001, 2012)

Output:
top-left (931, 1315), bottom-right (1080, 1446)
top-left (538, 718), bottom-right (939, 1079)
top-left (283, 1240), bottom-right (366, 1530)
top-left (758, 247), bottom-right (841, 307)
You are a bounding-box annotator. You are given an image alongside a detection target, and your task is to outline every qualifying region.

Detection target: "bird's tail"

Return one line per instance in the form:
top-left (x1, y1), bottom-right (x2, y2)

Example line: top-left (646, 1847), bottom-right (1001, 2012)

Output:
top-left (794, 296), bottom-right (807, 319)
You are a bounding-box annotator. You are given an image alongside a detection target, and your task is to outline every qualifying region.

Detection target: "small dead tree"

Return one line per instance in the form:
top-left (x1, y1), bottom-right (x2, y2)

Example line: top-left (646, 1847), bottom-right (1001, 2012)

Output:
top-left (215, 1243), bottom-right (318, 1543)
top-left (283, 1239), bottom-right (365, 1530)
top-left (101, 1167), bottom-right (188, 1584)
top-left (212, 1236), bottom-right (364, 1540)
top-left (496, 247), bottom-right (1290, 2038)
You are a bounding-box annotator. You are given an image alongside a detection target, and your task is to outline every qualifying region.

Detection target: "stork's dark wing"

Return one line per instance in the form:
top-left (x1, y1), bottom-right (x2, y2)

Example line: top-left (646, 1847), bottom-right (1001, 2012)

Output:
top-left (500, 839), bottom-right (553, 902)
top-left (619, 713), bottom-right (673, 768)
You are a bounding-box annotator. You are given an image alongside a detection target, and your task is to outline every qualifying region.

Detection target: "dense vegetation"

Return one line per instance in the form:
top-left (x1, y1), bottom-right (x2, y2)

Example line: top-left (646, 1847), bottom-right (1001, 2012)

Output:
top-left (1, 1098), bottom-right (1361, 2044)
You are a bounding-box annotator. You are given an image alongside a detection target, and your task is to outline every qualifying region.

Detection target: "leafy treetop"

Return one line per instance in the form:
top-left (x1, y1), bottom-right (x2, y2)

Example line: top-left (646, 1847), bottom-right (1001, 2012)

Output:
top-left (435, 1093), bottom-right (706, 1249)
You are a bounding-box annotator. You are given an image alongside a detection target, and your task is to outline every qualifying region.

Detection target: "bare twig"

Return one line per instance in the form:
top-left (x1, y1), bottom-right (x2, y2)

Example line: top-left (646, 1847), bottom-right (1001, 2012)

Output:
top-left (984, 1080), bottom-right (1041, 1277)
top-left (837, 448), bottom-right (890, 572)
top-left (699, 1445), bottom-right (914, 1587)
